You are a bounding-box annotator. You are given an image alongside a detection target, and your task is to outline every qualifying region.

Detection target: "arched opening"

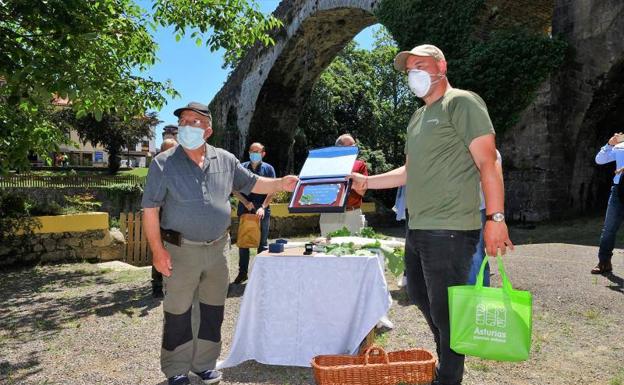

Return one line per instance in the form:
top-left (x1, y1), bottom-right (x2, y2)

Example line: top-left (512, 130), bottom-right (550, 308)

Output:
top-left (573, 59), bottom-right (624, 213)
top-left (247, 7), bottom-right (377, 173)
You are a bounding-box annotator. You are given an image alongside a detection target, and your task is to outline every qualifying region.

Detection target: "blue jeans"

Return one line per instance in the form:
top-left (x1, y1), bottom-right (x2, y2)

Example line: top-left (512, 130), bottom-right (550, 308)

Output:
top-left (238, 211), bottom-right (270, 274)
top-left (598, 185), bottom-right (624, 264)
top-left (404, 229), bottom-right (479, 385)
top-left (467, 210), bottom-right (490, 286)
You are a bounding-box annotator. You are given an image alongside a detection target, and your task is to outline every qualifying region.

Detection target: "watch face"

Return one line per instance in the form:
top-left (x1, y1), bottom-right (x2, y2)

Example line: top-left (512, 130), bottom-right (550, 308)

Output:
top-left (493, 213), bottom-right (505, 222)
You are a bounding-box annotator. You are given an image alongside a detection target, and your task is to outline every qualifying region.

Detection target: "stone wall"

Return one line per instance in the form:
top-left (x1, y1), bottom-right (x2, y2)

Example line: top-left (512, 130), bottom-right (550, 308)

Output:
top-left (0, 229), bottom-right (125, 268)
top-left (5, 187), bottom-right (142, 218)
top-left (498, 0), bottom-right (624, 221)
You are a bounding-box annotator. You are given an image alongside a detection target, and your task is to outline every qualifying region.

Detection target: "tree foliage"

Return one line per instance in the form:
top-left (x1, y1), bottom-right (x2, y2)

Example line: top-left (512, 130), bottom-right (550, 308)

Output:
top-left (376, 0), bottom-right (567, 133)
top-left (295, 29), bottom-right (418, 177)
top-left (54, 110), bottom-right (160, 174)
top-left (0, 0), bottom-right (282, 173)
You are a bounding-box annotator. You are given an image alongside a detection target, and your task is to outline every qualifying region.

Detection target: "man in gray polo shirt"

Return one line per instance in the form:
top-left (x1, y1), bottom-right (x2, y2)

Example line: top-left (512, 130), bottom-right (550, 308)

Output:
top-left (142, 102), bottom-right (298, 385)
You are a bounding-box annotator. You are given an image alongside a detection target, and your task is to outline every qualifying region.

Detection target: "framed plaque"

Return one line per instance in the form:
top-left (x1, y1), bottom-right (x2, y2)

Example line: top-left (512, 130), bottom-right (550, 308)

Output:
top-left (288, 146), bottom-right (358, 214)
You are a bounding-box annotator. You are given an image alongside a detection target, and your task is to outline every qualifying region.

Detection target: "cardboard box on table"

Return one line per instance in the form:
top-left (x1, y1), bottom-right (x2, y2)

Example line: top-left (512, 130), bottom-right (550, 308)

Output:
top-left (288, 146), bottom-right (358, 214)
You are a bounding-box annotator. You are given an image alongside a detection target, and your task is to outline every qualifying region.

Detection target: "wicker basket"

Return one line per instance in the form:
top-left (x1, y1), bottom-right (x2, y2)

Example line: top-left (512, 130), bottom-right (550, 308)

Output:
top-left (311, 346), bottom-right (436, 385)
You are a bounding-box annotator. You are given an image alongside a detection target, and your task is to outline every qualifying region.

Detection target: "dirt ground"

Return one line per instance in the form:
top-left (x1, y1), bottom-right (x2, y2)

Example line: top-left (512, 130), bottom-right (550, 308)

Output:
top-left (1, 217), bottom-right (623, 385)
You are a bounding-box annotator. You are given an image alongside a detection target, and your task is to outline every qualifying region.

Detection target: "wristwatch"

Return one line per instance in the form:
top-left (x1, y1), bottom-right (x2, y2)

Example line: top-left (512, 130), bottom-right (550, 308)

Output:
top-left (485, 212), bottom-right (505, 222)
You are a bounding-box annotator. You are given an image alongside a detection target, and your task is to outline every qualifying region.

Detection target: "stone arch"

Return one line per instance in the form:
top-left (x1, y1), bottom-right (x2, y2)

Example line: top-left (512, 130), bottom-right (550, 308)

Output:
top-left (209, 0), bottom-right (378, 172)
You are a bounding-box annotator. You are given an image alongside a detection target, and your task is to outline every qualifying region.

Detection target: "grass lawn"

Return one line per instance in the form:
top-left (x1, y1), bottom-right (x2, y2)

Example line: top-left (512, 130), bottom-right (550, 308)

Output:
top-left (119, 167), bottom-right (148, 177)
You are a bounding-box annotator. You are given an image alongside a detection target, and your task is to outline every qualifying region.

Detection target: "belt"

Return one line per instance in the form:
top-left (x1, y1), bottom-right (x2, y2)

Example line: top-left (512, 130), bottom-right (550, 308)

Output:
top-left (181, 232), bottom-right (228, 246)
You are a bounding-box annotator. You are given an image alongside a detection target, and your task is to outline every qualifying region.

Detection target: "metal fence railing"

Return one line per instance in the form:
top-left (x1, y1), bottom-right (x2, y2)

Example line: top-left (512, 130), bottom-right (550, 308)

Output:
top-left (0, 174), bottom-right (145, 188)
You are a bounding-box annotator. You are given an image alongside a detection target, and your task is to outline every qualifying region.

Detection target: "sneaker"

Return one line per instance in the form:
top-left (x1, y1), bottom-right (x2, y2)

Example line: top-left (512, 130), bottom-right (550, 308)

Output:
top-left (233, 272), bottom-right (248, 285)
top-left (168, 375), bottom-right (190, 385)
top-left (193, 369), bottom-right (222, 384)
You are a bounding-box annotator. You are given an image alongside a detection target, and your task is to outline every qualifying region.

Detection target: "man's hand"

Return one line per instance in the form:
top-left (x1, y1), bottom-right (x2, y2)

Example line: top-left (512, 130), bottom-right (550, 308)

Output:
top-left (350, 172), bottom-right (367, 192)
top-left (281, 175), bottom-right (299, 192)
top-left (256, 206), bottom-right (265, 219)
top-left (483, 221), bottom-right (514, 257)
top-left (153, 248), bottom-right (173, 277)
top-left (608, 132), bottom-right (623, 146)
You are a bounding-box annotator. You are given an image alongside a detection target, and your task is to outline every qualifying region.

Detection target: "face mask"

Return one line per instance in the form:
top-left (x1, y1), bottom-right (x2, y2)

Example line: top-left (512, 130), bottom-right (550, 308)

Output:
top-left (177, 126), bottom-right (206, 150)
top-left (249, 152), bottom-right (262, 163)
top-left (407, 69), bottom-right (432, 98)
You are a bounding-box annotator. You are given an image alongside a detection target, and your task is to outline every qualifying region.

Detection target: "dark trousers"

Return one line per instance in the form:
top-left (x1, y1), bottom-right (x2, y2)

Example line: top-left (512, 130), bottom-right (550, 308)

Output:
top-left (598, 185), bottom-right (624, 263)
top-left (405, 229), bottom-right (479, 385)
top-left (152, 266), bottom-right (163, 290)
top-left (238, 212), bottom-right (271, 274)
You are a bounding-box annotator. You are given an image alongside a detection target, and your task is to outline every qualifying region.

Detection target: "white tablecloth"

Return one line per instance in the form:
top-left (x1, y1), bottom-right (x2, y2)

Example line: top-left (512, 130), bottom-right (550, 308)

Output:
top-left (218, 254), bottom-right (392, 368)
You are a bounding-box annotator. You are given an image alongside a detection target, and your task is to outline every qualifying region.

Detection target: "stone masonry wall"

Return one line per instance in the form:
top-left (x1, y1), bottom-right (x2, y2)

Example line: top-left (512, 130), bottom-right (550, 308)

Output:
top-left (0, 229), bottom-right (125, 268)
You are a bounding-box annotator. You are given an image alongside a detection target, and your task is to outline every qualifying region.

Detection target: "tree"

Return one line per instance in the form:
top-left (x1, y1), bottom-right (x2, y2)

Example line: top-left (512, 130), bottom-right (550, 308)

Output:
top-left (55, 110), bottom-right (160, 174)
top-left (0, 0), bottom-right (282, 173)
top-left (295, 28), bottom-right (418, 176)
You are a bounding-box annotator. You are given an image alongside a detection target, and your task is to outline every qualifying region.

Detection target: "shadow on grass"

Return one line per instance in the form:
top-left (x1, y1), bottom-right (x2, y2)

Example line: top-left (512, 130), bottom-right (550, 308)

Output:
top-left (0, 265), bottom-right (159, 350)
top-left (221, 360), bottom-right (313, 385)
top-left (390, 288), bottom-right (412, 307)
top-left (0, 352), bottom-right (41, 384)
top-left (606, 272), bottom-right (624, 294)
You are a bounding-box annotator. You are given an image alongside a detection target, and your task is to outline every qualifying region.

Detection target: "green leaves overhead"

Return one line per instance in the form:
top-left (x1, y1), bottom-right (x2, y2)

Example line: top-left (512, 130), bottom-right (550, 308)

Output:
top-left (0, 0), bottom-right (282, 173)
top-left (376, 0), bottom-right (567, 134)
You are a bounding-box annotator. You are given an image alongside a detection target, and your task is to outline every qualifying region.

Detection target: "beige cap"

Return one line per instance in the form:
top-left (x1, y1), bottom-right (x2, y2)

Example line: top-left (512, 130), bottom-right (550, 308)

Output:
top-left (393, 44), bottom-right (446, 72)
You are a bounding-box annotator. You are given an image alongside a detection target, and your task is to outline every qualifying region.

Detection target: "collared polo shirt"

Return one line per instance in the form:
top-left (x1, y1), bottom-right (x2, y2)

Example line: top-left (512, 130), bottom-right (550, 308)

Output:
top-left (142, 144), bottom-right (258, 241)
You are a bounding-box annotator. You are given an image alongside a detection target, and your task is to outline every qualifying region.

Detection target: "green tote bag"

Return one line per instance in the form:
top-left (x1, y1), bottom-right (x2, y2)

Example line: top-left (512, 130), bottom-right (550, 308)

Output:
top-left (448, 255), bottom-right (532, 361)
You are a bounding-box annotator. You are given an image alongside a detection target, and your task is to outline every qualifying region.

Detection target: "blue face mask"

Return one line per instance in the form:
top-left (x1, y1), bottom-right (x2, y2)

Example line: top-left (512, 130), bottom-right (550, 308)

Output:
top-left (249, 152), bottom-right (262, 163)
top-left (177, 126), bottom-right (206, 150)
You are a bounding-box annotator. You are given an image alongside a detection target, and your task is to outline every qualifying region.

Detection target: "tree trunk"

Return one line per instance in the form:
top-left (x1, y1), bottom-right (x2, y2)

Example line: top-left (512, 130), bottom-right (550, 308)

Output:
top-left (108, 147), bottom-right (121, 174)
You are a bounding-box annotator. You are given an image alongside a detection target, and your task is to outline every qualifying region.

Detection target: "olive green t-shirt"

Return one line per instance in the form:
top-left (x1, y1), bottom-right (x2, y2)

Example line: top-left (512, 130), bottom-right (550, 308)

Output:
top-left (405, 88), bottom-right (495, 230)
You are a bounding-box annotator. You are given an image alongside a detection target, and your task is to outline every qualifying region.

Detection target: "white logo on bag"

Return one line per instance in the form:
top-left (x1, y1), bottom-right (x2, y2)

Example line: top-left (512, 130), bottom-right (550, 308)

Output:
top-left (476, 303), bottom-right (507, 328)
top-left (473, 304), bottom-right (507, 343)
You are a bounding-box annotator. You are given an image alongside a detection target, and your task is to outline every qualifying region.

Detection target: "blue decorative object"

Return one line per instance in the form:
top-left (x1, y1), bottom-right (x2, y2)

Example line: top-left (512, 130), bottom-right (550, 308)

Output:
top-left (268, 243), bottom-right (284, 253)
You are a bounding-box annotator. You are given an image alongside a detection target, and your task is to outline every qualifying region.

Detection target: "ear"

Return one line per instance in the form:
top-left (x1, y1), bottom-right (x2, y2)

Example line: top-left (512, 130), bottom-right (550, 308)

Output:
top-left (437, 60), bottom-right (448, 75)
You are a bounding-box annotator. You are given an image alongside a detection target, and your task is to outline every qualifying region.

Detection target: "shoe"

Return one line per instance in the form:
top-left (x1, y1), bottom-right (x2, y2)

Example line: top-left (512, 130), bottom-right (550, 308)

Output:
top-left (168, 374), bottom-right (190, 385)
top-left (591, 262), bottom-right (613, 275)
top-left (193, 369), bottom-right (222, 384)
top-left (233, 272), bottom-right (248, 284)
top-left (152, 286), bottom-right (164, 299)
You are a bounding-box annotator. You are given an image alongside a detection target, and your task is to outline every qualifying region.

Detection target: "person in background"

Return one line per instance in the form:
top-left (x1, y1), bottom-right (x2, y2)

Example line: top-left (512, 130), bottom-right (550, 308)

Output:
top-left (592, 132), bottom-right (624, 275)
top-left (151, 136), bottom-right (179, 299)
top-left (163, 124), bottom-right (178, 140)
top-left (319, 134), bottom-right (368, 236)
top-left (231, 142), bottom-right (276, 285)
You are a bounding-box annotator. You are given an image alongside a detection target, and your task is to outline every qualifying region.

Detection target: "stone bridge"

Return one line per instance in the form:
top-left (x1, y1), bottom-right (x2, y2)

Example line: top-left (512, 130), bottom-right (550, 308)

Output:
top-left (210, 0), bottom-right (624, 221)
top-left (209, 0), bottom-right (378, 173)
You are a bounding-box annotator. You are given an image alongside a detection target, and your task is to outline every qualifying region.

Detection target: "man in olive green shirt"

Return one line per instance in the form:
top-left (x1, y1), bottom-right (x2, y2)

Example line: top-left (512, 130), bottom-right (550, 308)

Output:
top-left (351, 45), bottom-right (513, 385)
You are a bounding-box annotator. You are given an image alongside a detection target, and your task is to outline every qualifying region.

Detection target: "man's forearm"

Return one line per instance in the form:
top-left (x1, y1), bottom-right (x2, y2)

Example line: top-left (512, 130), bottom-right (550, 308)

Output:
top-left (252, 177), bottom-right (283, 194)
top-left (233, 191), bottom-right (249, 205)
top-left (143, 207), bottom-right (165, 253)
top-left (480, 163), bottom-right (505, 214)
top-left (262, 193), bottom-right (274, 208)
top-left (367, 166), bottom-right (407, 189)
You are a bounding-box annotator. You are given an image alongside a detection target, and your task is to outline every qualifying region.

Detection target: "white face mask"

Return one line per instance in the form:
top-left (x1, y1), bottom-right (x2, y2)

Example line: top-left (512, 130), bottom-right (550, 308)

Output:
top-left (177, 125), bottom-right (206, 150)
top-left (407, 69), bottom-right (432, 98)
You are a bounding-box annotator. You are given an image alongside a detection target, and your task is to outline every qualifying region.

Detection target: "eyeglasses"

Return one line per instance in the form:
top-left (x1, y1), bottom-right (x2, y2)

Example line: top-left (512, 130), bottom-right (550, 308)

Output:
top-left (178, 118), bottom-right (208, 128)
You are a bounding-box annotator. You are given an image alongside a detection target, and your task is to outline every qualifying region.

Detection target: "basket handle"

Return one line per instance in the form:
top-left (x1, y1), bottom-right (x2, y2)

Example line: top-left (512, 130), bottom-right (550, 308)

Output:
top-left (363, 345), bottom-right (390, 365)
